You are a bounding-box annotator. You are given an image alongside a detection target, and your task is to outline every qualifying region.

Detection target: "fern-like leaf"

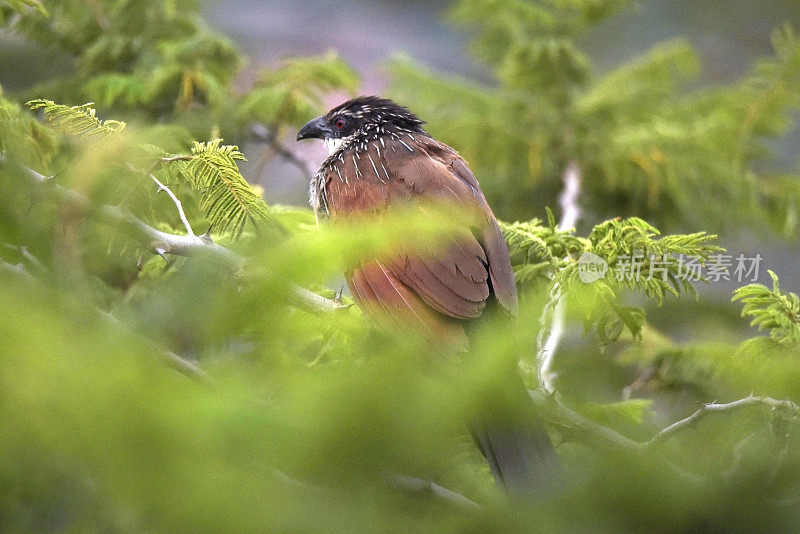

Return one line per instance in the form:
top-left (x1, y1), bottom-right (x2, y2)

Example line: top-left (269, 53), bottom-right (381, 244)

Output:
top-left (502, 214), bottom-right (721, 344)
top-left (169, 139), bottom-right (270, 236)
top-left (26, 100), bottom-right (125, 140)
top-left (733, 270), bottom-right (800, 345)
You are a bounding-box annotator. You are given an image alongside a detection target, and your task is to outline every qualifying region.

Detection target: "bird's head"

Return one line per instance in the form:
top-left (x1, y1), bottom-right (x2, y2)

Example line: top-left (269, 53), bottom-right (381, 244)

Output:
top-left (296, 96), bottom-right (426, 154)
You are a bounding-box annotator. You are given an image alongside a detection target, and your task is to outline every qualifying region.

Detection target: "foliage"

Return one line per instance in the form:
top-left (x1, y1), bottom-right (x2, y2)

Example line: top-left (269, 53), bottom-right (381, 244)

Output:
top-left (169, 139), bottom-right (271, 235)
top-left (2, 0), bottom-right (358, 143)
top-left (734, 270), bottom-right (800, 345)
top-left (502, 214), bottom-right (719, 342)
top-left (237, 52), bottom-right (360, 129)
top-left (1, 0), bottom-right (46, 16)
top-left (389, 2), bottom-right (800, 238)
top-left (24, 99), bottom-right (270, 237)
top-left (27, 98), bottom-right (127, 139)
top-left (2, 1), bottom-right (800, 532)
top-left (0, 89), bottom-right (56, 167)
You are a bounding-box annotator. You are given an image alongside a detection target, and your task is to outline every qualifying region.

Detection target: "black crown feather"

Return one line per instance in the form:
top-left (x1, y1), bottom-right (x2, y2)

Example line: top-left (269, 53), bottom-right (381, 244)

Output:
top-left (325, 96), bottom-right (426, 134)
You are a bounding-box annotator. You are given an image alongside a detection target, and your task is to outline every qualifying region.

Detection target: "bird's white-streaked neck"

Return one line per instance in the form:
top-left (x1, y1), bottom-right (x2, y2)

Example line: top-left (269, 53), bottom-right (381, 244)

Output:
top-left (323, 138), bottom-right (345, 155)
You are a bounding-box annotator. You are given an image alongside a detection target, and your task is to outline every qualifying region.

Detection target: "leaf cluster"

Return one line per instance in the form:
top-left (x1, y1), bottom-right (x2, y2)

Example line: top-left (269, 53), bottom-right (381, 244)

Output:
top-left (733, 270), bottom-right (800, 345)
top-left (502, 214), bottom-right (720, 341)
top-left (169, 140), bottom-right (270, 236)
top-left (389, 2), bottom-right (800, 238)
top-left (23, 99), bottom-right (271, 237)
top-left (238, 51), bottom-right (359, 129)
top-left (0, 90), bottom-right (56, 167)
top-left (4, 1), bottom-right (359, 144)
top-left (27, 99), bottom-right (126, 140)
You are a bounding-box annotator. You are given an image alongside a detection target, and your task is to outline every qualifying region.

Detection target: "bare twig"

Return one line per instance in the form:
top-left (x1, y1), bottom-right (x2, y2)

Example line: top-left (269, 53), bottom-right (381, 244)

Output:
top-left (250, 123), bottom-right (316, 179)
top-left (529, 390), bottom-right (642, 451)
top-left (557, 160), bottom-right (581, 233)
top-left (160, 155), bottom-right (192, 163)
top-left (2, 245), bottom-right (210, 382)
top-left (643, 395), bottom-right (800, 449)
top-left (1, 260), bottom-right (34, 281)
top-left (150, 174), bottom-right (195, 237)
top-left (288, 285), bottom-right (348, 314)
top-left (535, 160), bottom-right (582, 392)
top-left (14, 163), bottom-right (343, 315)
top-left (97, 309), bottom-right (210, 382)
top-left (270, 469), bottom-right (480, 510)
top-left (3, 243), bottom-right (46, 273)
top-left (533, 390), bottom-right (800, 455)
top-left (388, 473), bottom-right (481, 510)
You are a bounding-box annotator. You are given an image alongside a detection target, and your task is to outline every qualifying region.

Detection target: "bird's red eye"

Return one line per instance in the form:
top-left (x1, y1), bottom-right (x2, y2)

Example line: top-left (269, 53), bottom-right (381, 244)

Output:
top-left (335, 118), bottom-right (346, 130)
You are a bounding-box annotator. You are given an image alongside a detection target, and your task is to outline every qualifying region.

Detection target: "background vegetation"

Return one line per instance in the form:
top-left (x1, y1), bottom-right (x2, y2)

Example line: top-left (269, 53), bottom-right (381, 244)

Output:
top-left (1, 0), bottom-right (800, 531)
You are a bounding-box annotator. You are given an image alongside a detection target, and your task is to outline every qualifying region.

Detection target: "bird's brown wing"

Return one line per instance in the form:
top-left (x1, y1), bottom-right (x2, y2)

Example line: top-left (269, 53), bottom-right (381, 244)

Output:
top-left (325, 136), bottom-right (517, 346)
top-left (423, 139), bottom-right (518, 316)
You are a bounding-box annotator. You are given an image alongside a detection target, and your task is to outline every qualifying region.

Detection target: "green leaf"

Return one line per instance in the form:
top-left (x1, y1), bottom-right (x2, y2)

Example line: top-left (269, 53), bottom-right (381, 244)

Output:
top-left (169, 139), bottom-right (271, 237)
top-left (733, 270), bottom-right (800, 345)
top-left (26, 100), bottom-right (125, 140)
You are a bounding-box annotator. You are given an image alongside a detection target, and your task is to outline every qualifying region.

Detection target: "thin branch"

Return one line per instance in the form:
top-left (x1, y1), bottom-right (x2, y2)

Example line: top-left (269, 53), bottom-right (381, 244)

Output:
top-left (3, 243), bottom-right (46, 273)
top-left (0, 260), bottom-right (34, 281)
top-left (288, 285), bottom-right (348, 314)
top-left (534, 390), bottom-right (800, 455)
top-left (388, 473), bottom-right (481, 511)
top-left (250, 123), bottom-right (316, 179)
top-left (557, 160), bottom-right (581, 232)
top-left (270, 469), bottom-right (480, 510)
top-left (160, 155), bottom-right (192, 163)
top-left (150, 173), bottom-right (195, 237)
top-left (535, 160), bottom-right (582, 392)
top-left (2, 244), bottom-right (210, 382)
top-left (643, 395), bottom-right (800, 449)
top-left (14, 162), bottom-right (344, 315)
top-left (530, 390), bottom-right (642, 451)
top-left (98, 309), bottom-right (211, 382)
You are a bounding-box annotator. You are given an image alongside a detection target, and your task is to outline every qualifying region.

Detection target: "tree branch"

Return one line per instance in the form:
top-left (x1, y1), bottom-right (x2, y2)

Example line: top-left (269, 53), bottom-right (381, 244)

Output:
top-left (530, 390), bottom-right (643, 451)
top-left (271, 469), bottom-right (481, 510)
top-left (159, 155), bottom-right (192, 163)
top-left (14, 163), bottom-right (343, 315)
top-left (643, 395), bottom-right (800, 449)
top-left (150, 173), bottom-right (195, 237)
top-left (97, 309), bottom-right (211, 381)
top-left (3, 243), bottom-right (46, 273)
top-left (387, 473), bottom-right (481, 510)
top-left (250, 123), bottom-right (316, 179)
top-left (1, 260), bottom-right (34, 281)
top-left (536, 160), bottom-right (582, 392)
top-left (534, 390), bottom-right (800, 455)
top-left (1, 242), bottom-right (210, 382)
top-left (557, 160), bottom-right (581, 232)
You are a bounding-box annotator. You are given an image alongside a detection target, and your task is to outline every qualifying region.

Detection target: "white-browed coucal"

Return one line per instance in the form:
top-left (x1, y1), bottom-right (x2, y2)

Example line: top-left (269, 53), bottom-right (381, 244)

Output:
top-left (297, 96), bottom-right (559, 496)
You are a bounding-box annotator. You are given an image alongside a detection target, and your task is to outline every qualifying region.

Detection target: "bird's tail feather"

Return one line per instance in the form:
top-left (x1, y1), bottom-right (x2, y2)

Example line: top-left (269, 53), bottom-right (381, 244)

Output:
top-left (469, 374), bottom-right (561, 498)
top-left (471, 414), bottom-right (560, 498)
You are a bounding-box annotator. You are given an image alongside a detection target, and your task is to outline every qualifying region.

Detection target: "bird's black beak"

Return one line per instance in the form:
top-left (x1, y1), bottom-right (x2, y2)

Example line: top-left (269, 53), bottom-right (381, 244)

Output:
top-left (296, 116), bottom-right (329, 141)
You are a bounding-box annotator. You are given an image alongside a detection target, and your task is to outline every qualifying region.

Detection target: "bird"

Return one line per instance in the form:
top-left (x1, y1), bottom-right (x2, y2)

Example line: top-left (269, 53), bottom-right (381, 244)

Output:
top-left (297, 96), bottom-right (559, 497)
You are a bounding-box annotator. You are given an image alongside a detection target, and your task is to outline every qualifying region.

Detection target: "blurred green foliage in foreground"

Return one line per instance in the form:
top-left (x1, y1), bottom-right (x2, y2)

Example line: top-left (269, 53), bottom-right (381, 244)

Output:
top-left (2, 0), bottom-right (800, 532)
